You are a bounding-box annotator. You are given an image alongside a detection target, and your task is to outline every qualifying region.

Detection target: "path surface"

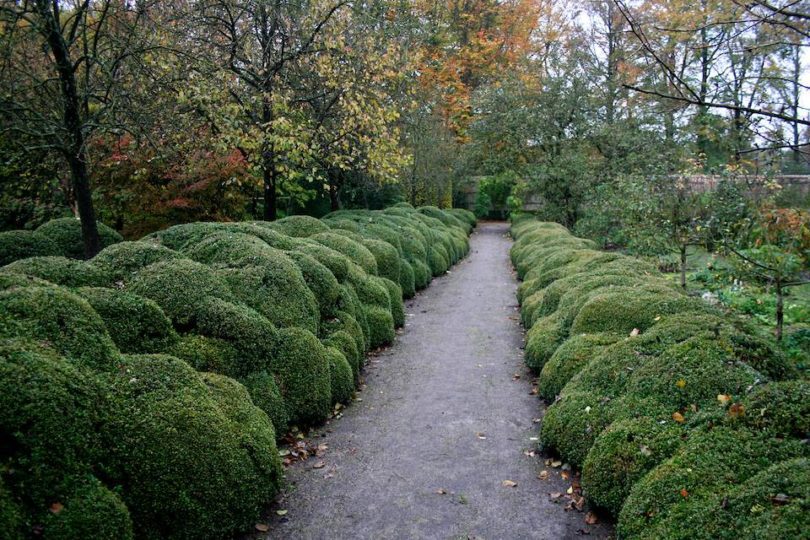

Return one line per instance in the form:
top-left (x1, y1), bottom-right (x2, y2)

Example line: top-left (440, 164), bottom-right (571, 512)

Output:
top-left (259, 222), bottom-right (612, 540)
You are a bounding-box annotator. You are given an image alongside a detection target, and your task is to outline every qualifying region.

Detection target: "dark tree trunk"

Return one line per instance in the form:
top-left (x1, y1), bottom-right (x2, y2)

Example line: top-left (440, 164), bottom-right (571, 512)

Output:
top-left (38, 0), bottom-right (101, 257)
top-left (329, 181), bottom-right (340, 211)
top-left (775, 279), bottom-right (783, 341)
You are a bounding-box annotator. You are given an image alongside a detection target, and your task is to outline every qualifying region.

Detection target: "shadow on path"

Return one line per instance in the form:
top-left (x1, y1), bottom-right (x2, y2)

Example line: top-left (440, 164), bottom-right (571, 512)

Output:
top-left (257, 222), bottom-right (612, 540)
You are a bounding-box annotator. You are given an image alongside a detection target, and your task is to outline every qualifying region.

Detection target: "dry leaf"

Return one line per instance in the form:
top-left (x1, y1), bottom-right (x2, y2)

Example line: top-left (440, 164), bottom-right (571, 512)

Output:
top-left (672, 412), bottom-right (685, 423)
top-left (436, 488), bottom-right (448, 495)
top-left (585, 511), bottom-right (599, 525)
top-left (629, 328), bottom-right (640, 337)
top-left (551, 460), bottom-right (562, 468)
top-left (538, 470), bottom-right (549, 480)
top-left (561, 471), bottom-right (570, 480)
top-left (675, 379), bottom-right (686, 389)
top-left (312, 461), bottom-right (325, 469)
top-left (49, 502), bottom-right (63, 514)
top-left (717, 394), bottom-right (731, 405)
top-left (640, 444), bottom-right (652, 456)
top-left (255, 523), bottom-right (270, 532)
top-left (550, 492), bottom-right (563, 499)
top-left (566, 486), bottom-right (574, 495)
top-left (680, 488), bottom-right (689, 498)
top-left (728, 403), bottom-right (745, 419)
top-left (573, 495), bottom-right (586, 511)
top-left (476, 432), bottom-right (487, 440)
top-left (502, 480), bottom-right (518, 488)
top-left (275, 510), bottom-right (288, 516)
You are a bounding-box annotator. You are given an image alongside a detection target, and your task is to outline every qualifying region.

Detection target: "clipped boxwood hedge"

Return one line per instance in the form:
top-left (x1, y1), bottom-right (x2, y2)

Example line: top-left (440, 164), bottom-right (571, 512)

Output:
top-left (0, 206), bottom-right (473, 539)
top-left (512, 219), bottom-right (806, 538)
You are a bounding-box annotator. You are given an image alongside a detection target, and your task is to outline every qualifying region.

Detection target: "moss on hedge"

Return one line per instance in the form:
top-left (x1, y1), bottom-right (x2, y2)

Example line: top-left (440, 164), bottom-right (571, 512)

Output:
top-left (36, 217), bottom-right (122, 259)
top-left (218, 258), bottom-right (319, 334)
top-left (271, 327), bottom-right (331, 426)
top-left (2, 256), bottom-right (111, 287)
top-left (76, 287), bottom-right (179, 354)
top-left (91, 241), bottom-right (184, 283)
top-left (105, 354), bottom-right (282, 540)
top-left (240, 370), bottom-right (290, 436)
top-left (735, 380), bottom-right (810, 438)
top-left (582, 417), bottom-right (684, 516)
top-left (127, 258), bottom-right (235, 326)
top-left (326, 346), bottom-right (354, 405)
top-left (0, 286), bottom-right (119, 370)
top-left (0, 229), bottom-right (59, 266)
top-left (538, 332), bottom-right (621, 400)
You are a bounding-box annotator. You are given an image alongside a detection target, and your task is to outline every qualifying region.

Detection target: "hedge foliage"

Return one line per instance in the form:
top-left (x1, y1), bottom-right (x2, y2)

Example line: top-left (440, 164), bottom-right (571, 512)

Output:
top-left (0, 206), bottom-right (473, 538)
top-left (511, 219), bottom-right (808, 537)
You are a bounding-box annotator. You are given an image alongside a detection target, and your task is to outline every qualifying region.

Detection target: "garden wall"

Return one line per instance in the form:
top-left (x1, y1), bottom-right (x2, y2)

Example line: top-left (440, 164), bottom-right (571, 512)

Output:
top-left (0, 204), bottom-right (475, 539)
top-left (511, 217), bottom-right (808, 538)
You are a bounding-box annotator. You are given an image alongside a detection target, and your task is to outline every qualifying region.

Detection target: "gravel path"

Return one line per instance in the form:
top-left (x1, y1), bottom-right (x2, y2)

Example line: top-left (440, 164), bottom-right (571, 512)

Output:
top-left (257, 222), bottom-right (612, 540)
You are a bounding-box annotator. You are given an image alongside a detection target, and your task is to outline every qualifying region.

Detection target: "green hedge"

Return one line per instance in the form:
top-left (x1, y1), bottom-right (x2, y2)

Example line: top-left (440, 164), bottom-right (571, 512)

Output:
top-left (511, 219), bottom-right (807, 536)
top-left (0, 206), bottom-right (473, 539)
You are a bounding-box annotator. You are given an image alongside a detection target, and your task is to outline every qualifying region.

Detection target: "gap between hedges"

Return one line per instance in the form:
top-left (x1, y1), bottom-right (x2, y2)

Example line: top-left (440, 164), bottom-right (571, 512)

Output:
top-left (510, 217), bottom-right (808, 539)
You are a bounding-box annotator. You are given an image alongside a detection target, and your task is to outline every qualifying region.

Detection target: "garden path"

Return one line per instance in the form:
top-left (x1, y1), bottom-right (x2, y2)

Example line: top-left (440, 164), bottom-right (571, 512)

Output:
top-left (255, 222), bottom-right (612, 540)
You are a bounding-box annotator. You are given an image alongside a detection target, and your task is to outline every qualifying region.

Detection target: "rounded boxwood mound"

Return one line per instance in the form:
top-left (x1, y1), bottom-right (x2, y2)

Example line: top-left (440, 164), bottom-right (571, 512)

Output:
top-left (41, 478), bottom-right (134, 540)
top-left (361, 237), bottom-right (400, 284)
top-left (0, 342), bottom-right (109, 511)
top-left (218, 258), bottom-right (319, 334)
top-left (0, 229), bottom-right (59, 266)
top-left (167, 334), bottom-right (242, 377)
top-left (104, 354), bottom-right (282, 540)
top-left (76, 287), bottom-right (179, 354)
top-left (538, 332), bottom-right (621, 400)
top-left (143, 222), bottom-right (228, 251)
top-left (617, 426), bottom-right (806, 539)
top-left (0, 286), bottom-right (120, 370)
top-left (323, 330), bottom-right (361, 380)
top-left (192, 297), bottom-right (277, 377)
top-left (268, 215), bottom-right (331, 237)
top-left (271, 327), bottom-right (332, 426)
top-left (363, 304), bottom-right (396, 349)
top-left (286, 250), bottom-right (340, 318)
top-left (182, 231), bottom-right (277, 265)
top-left (36, 218), bottom-right (122, 259)
top-left (380, 277), bottom-right (405, 328)
top-left (311, 232), bottom-right (378, 275)
top-left (240, 370), bottom-right (290, 437)
top-left (127, 258), bottom-right (235, 326)
top-left (0, 476), bottom-right (23, 540)
top-left (322, 310), bottom-right (367, 360)
top-left (91, 241), bottom-right (184, 283)
top-left (326, 346), bottom-right (354, 405)
top-left (399, 259), bottom-right (416, 298)
top-left (2, 256), bottom-right (111, 287)
top-left (735, 380), bottom-right (810, 438)
top-left (293, 241), bottom-right (350, 282)
top-left (582, 417), bottom-right (684, 516)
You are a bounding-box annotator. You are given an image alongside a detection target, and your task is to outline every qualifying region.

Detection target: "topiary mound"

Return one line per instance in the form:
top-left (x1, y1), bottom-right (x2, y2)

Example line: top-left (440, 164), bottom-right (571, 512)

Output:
top-left (363, 304), bottom-right (396, 349)
top-left (326, 346), bottom-right (354, 404)
top-left (104, 354), bottom-right (282, 540)
top-left (90, 241), bottom-right (184, 284)
top-left (167, 334), bottom-right (242, 376)
top-left (311, 232), bottom-right (378, 275)
top-left (40, 479), bottom-right (134, 540)
top-left (268, 215), bottom-right (331, 237)
top-left (0, 286), bottom-right (120, 370)
top-left (0, 230), bottom-right (59, 266)
top-left (2, 256), bottom-right (111, 287)
top-left (218, 258), bottom-right (319, 334)
top-left (271, 327), bottom-right (332, 426)
top-left (538, 332), bottom-right (620, 400)
top-left (286, 251), bottom-right (341, 318)
top-left (127, 258), bottom-right (235, 326)
top-left (240, 370), bottom-right (290, 436)
top-left (76, 287), bottom-right (179, 354)
top-left (36, 218), bottom-right (122, 259)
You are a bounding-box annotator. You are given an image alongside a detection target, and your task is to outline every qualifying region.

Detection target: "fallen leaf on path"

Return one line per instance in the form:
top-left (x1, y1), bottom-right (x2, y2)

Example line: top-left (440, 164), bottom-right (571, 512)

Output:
top-left (533, 418), bottom-right (542, 424)
top-left (538, 470), bottom-right (549, 480)
top-left (436, 488), bottom-right (448, 495)
top-left (255, 523), bottom-right (270, 532)
top-left (567, 486), bottom-right (574, 495)
top-left (561, 471), bottom-right (570, 480)
top-left (512, 373), bottom-right (521, 380)
top-left (476, 432), bottom-right (487, 440)
top-left (551, 460), bottom-right (562, 468)
top-left (502, 480), bottom-right (518, 488)
top-left (524, 450), bottom-right (536, 457)
top-left (312, 461), bottom-right (325, 469)
top-left (276, 509), bottom-right (288, 516)
top-left (550, 492), bottom-right (563, 499)
top-left (573, 495), bottom-right (586, 511)
top-left (585, 512), bottom-right (599, 525)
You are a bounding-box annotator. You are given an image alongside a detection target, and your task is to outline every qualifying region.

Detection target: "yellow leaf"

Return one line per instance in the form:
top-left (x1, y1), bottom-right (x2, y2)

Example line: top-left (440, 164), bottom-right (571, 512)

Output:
top-left (672, 412), bottom-right (685, 423)
top-left (675, 379), bottom-right (686, 389)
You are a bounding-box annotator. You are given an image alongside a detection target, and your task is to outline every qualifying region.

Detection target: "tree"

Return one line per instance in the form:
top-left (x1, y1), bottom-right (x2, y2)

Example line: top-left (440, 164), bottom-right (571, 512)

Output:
top-left (0, 0), bottom-right (162, 256)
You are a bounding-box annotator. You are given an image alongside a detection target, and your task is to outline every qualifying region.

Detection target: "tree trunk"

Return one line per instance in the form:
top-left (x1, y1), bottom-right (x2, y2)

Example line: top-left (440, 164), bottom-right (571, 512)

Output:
top-left (329, 177), bottom-right (341, 211)
top-left (791, 44), bottom-right (801, 164)
top-left (680, 244), bottom-right (687, 289)
top-left (38, 0), bottom-right (100, 257)
top-left (775, 279), bottom-right (783, 341)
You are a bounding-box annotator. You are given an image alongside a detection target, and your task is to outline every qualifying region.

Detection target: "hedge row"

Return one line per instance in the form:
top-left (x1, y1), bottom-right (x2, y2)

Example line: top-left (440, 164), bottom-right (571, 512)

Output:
top-left (511, 218), bottom-right (808, 539)
top-left (0, 204), bottom-right (475, 540)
